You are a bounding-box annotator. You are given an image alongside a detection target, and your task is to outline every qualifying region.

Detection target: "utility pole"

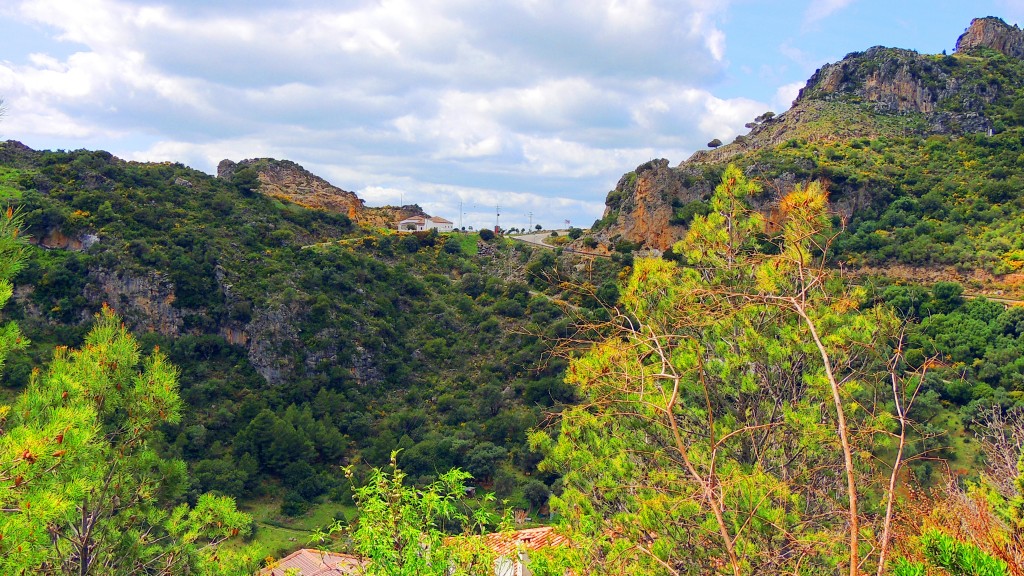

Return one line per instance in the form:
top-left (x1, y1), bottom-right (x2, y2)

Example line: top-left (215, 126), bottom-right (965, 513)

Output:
top-left (528, 212), bottom-right (533, 231)
top-left (496, 204), bottom-right (501, 231)
top-left (459, 201), bottom-right (463, 230)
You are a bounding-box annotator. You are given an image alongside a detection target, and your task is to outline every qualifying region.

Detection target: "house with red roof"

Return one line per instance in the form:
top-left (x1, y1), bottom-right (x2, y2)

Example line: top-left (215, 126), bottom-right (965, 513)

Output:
top-left (397, 215), bottom-right (454, 232)
top-left (258, 548), bottom-right (366, 576)
top-left (482, 526), bottom-right (568, 576)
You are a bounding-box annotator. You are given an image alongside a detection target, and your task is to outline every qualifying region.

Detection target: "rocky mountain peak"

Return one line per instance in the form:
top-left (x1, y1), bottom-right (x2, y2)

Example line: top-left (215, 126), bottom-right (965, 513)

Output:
top-left (955, 16), bottom-right (1024, 58)
top-left (587, 16), bottom-right (1021, 254)
top-left (218, 157), bottom-right (365, 216)
top-left (218, 157), bottom-right (425, 227)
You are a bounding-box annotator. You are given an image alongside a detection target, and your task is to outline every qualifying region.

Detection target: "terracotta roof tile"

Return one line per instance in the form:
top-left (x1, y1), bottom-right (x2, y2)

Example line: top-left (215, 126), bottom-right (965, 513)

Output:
top-left (259, 548), bottom-right (366, 576)
top-left (482, 526), bottom-right (569, 557)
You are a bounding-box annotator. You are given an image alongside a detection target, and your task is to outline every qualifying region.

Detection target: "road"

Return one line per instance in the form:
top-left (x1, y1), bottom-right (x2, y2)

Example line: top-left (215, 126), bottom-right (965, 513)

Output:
top-left (510, 231), bottom-right (611, 259)
top-left (512, 231), bottom-right (563, 249)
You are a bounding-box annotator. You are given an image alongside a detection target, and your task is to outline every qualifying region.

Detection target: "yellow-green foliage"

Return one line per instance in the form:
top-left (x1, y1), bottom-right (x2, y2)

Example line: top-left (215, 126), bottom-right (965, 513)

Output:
top-left (532, 167), bottom-right (904, 575)
top-left (0, 211), bottom-right (258, 575)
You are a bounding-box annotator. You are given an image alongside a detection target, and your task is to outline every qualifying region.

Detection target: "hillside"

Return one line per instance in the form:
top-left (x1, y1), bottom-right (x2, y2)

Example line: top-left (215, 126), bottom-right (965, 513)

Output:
top-left (587, 17), bottom-right (1024, 292)
top-left (4, 14), bottom-right (1024, 574)
top-left (216, 157), bottom-right (427, 228)
top-left (0, 142), bottom-right (603, 555)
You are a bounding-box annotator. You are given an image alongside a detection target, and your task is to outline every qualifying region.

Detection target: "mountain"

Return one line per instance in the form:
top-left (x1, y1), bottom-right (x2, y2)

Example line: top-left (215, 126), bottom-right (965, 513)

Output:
top-left (0, 142), bottom-right (598, 556)
top-left (587, 17), bottom-right (1024, 291)
top-left (216, 157), bottom-right (427, 228)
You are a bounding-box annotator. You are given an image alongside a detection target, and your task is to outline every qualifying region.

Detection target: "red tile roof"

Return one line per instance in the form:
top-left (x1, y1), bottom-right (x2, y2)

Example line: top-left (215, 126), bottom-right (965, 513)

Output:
top-left (482, 526), bottom-right (569, 557)
top-left (259, 548), bottom-right (366, 576)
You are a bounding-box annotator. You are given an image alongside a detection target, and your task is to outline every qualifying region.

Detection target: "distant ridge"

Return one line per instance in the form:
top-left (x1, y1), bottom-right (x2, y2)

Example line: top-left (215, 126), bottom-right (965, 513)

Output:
top-left (584, 15), bottom-right (1024, 276)
top-left (217, 157), bottom-right (426, 228)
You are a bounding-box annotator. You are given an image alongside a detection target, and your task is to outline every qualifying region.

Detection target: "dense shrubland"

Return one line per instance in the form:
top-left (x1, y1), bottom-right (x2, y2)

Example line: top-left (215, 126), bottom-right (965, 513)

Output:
top-left (0, 143), bottom-right (598, 557)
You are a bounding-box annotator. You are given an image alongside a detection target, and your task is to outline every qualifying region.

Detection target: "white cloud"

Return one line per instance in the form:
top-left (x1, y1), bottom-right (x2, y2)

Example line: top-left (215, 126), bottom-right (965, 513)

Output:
top-left (804, 0), bottom-right (857, 25)
top-left (2, 0), bottom-right (737, 228)
top-left (773, 81), bottom-right (805, 111)
top-left (121, 137), bottom-right (279, 171)
top-left (698, 95), bottom-right (767, 140)
top-left (519, 136), bottom-right (661, 178)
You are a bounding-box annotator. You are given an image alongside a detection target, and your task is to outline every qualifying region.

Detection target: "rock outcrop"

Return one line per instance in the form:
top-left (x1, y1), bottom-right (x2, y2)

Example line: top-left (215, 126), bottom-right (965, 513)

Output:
top-left (956, 16), bottom-right (1024, 58)
top-left (84, 269), bottom-right (188, 336)
top-left (244, 303), bottom-right (303, 385)
top-left (588, 160), bottom-right (711, 251)
top-left (217, 158), bottom-right (426, 227)
top-left (38, 228), bottom-right (99, 251)
top-left (589, 17), bottom-right (1018, 252)
top-left (218, 158), bottom-right (366, 216)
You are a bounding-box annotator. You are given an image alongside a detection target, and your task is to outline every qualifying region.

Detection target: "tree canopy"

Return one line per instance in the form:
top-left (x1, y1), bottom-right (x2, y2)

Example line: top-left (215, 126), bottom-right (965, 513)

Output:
top-left (532, 166), bottom-right (920, 575)
top-left (0, 211), bottom-right (257, 575)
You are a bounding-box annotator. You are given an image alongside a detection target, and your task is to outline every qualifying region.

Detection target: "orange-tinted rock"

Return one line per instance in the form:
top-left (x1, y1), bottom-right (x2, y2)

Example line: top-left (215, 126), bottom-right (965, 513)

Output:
top-left (217, 157), bottom-right (426, 227)
top-left (956, 17), bottom-right (1024, 58)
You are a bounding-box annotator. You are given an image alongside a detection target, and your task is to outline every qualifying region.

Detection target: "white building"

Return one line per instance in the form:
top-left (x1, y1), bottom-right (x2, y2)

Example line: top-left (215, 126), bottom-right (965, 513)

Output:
top-left (397, 216), bottom-right (454, 232)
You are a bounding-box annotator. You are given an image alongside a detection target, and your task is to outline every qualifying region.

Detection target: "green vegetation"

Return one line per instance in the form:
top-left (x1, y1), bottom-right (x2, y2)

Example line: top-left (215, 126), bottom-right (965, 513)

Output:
top-left (234, 497), bottom-right (355, 559)
top-left (0, 143), bottom-right (584, 558)
top-left (0, 212), bottom-right (257, 575)
top-left (527, 167), bottom-right (1024, 575)
top-left (323, 455), bottom-right (503, 575)
top-left (686, 49), bottom-right (1024, 275)
top-left (9, 38), bottom-right (1024, 574)
top-left (532, 168), bottom-right (917, 574)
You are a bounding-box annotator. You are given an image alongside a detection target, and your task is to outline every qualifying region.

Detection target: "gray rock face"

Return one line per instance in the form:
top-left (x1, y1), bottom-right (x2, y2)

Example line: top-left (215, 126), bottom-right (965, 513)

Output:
top-left (216, 159), bottom-right (238, 179)
top-left (244, 304), bottom-right (302, 385)
top-left (594, 17), bottom-right (1016, 253)
top-left (84, 269), bottom-right (187, 336)
top-left (956, 17), bottom-right (1024, 58)
top-left (797, 46), bottom-right (995, 123)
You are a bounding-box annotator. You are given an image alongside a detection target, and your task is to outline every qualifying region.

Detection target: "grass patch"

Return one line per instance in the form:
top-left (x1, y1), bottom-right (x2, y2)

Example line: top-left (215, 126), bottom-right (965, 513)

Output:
top-left (0, 166), bottom-right (28, 200)
top-left (451, 232), bottom-right (480, 255)
top-left (226, 497), bottom-right (357, 560)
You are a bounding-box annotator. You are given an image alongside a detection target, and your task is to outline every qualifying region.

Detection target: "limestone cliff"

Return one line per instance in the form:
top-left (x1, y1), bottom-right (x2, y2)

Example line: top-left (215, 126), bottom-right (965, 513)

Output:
top-left (956, 16), bottom-right (1024, 58)
top-left (217, 158), bottom-right (425, 227)
top-left (589, 160), bottom-right (712, 251)
top-left (589, 17), bottom-right (1019, 252)
top-left (84, 269), bottom-right (188, 336)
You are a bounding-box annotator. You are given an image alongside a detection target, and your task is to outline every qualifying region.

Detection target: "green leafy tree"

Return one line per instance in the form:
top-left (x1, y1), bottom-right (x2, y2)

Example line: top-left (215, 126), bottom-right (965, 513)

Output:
top-left (0, 307), bottom-right (258, 575)
top-left (532, 166), bottom-right (915, 575)
top-left (894, 530), bottom-right (1009, 576)
top-left (0, 211), bottom-right (257, 575)
top-left (230, 165), bottom-right (260, 195)
top-left (318, 454), bottom-right (505, 576)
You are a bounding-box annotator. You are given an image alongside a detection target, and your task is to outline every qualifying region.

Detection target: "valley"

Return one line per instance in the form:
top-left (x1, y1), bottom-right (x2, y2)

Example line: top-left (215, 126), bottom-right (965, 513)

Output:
top-left (2, 13), bottom-right (1024, 576)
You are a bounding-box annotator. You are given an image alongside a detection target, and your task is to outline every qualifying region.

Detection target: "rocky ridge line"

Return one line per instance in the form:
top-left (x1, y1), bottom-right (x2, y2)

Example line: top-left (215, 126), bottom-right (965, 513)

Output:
top-left (585, 17), bottom-right (1022, 254)
top-left (217, 158), bottom-right (425, 228)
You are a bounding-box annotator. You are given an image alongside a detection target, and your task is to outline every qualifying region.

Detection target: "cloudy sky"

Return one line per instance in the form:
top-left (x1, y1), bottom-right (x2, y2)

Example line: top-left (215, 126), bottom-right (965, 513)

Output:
top-left (1, 0), bottom-right (1021, 230)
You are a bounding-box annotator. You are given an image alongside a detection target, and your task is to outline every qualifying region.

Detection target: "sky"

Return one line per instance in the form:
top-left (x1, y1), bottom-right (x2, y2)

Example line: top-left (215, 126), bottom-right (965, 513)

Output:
top-left (1, 1), bottom-right (1023, 231)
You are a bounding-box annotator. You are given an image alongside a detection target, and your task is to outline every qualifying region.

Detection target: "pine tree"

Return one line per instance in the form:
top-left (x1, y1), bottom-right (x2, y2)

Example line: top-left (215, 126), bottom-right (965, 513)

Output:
top-left (0, 210), bottom-right (258, 575)
top-left (531, 166), bottom-right (913, 575)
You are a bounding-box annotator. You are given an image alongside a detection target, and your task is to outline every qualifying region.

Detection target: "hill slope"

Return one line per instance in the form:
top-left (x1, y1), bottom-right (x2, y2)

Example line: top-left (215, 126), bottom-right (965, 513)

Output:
top-left (588, 17), bottom-right (1024, 291)
top-left (0, 143), bottom-right (581, 554)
